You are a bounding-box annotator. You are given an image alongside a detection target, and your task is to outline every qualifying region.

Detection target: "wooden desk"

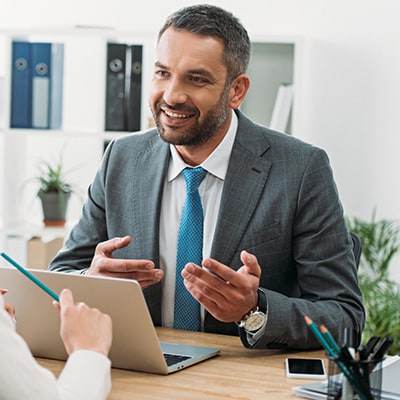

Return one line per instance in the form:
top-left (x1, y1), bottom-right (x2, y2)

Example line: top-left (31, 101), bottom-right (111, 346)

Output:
top-left (37, 327), bottom-right (325, 400)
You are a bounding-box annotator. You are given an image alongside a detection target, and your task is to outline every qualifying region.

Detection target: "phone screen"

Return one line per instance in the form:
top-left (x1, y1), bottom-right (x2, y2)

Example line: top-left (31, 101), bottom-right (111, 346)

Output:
top-left (285, 358), bottom-right (326, 379)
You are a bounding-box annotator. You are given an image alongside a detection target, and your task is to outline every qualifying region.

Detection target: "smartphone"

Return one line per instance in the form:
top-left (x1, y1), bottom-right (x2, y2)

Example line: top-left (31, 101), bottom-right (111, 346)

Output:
top-left (285, 357), bottom-right (326, 379)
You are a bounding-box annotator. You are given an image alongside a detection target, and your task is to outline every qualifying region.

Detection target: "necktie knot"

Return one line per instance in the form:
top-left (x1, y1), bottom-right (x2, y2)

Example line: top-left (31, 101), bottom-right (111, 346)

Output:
top-left (183, 167), bottom-right (206, 193)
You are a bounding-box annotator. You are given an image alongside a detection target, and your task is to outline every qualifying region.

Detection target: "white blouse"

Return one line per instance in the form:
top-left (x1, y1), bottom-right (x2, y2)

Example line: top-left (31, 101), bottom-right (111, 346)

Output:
top-left (0, 296), bottom-right (111, 400)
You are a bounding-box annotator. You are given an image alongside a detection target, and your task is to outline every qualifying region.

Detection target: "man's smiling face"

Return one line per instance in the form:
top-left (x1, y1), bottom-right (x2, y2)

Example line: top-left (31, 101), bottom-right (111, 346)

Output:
top-left (150, 27), bottom-right (232, 149)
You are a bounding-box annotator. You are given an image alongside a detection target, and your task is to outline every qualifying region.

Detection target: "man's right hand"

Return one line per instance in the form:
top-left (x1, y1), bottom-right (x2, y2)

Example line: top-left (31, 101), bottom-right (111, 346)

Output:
top-left (87, 235), bottom-right (164, 289)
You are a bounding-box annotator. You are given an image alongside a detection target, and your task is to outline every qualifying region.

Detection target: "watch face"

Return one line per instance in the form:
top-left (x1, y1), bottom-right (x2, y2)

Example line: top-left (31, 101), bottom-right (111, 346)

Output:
top-left (245, 312), bottom-right (266, 332)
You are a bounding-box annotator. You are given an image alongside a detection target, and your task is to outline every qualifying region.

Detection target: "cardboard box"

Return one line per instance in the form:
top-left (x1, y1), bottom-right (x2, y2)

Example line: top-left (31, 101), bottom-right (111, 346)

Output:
top-left (27, 236), bottom-right (64, 269)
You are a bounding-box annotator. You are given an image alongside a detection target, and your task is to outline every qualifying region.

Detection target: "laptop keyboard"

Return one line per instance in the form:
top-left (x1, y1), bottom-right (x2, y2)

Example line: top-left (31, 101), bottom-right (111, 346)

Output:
top-left (163, 352), bottom-right (192, 366)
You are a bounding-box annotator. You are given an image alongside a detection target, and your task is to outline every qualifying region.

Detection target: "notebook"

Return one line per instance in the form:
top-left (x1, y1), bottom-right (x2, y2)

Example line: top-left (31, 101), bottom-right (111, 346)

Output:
top-left (0, 266), bottom-right (220, 374)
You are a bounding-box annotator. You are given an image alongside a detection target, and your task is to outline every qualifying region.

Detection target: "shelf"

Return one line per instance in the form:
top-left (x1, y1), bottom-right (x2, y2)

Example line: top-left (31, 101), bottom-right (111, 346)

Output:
top-left (241, 35), bottom-right (302, 133)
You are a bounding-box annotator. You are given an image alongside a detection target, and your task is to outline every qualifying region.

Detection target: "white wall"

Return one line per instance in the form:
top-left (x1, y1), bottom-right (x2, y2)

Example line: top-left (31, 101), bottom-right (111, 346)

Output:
top-left (1, 0), bottom-right (399, 277)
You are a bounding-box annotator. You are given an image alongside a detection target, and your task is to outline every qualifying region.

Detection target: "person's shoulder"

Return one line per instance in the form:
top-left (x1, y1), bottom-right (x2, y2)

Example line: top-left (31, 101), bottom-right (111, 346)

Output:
top-left (236, 110), bottom-right (321, 154)
top-left (114, 127), bottom-right (159, 145)
top-left (106, 128), bottom-right (164, 153)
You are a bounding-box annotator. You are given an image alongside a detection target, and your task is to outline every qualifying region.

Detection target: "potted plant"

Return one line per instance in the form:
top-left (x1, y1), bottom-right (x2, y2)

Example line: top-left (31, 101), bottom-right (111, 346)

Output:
top-left (35, 158), bottom-right (77, 227)
top-left (346, 210), bottom-right (400, 355)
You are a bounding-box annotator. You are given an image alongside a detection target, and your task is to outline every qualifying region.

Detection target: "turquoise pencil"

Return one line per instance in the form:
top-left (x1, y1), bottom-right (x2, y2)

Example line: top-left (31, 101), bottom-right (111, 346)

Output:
top-left (304, 316), bottom-right (371, 400)
top-left (304, 316), bottom-right (337, 357)
top-left (320, 324), bottom-right (342, 356)
top-left (1, 252), bottom-right (60, 302)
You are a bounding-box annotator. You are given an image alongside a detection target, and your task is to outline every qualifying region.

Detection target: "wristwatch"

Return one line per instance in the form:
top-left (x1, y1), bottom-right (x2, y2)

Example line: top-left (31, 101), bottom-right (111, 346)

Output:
top-left (238, 307), bottom-right (267, 334)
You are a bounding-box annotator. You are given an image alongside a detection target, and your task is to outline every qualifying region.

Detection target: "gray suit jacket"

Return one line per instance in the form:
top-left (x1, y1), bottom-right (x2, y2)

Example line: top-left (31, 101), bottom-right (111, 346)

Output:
top-left (50, 110), bottom-right (364, 350)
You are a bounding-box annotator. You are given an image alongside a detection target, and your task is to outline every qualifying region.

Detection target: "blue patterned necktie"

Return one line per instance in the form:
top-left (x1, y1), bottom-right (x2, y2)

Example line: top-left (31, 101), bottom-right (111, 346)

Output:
top-left (174, 166), bottom-right (207, 331)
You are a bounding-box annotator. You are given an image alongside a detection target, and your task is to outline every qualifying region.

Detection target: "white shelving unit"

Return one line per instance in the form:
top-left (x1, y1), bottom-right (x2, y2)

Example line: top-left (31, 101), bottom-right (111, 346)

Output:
top-left (241, 35), bottom-right (302, 134)
top-left (0, 27), bottom-right (156, 230)
top-left (0, 28), bottom-right (301, 260)
top-left (0, 27), bottom-right (157, 257)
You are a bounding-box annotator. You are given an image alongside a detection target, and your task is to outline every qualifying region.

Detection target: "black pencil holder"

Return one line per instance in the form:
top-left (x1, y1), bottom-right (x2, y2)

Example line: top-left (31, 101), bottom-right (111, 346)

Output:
top-left (327, 356), bottom-right (383, 400)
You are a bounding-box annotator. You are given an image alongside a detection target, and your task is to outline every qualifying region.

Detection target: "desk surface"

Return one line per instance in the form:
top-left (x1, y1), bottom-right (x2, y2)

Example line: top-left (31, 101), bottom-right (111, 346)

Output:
top-left (37, 327), bottom-right (325, 400)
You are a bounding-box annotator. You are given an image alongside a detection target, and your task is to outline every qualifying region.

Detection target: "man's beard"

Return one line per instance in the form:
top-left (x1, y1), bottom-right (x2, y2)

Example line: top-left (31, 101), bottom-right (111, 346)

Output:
top-left (152, 87), bottom-right (231, 147)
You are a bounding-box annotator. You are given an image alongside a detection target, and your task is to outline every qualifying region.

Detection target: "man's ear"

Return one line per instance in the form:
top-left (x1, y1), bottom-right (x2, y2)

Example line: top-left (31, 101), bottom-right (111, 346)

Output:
top-left (228, 74), bottom-right (250, 109)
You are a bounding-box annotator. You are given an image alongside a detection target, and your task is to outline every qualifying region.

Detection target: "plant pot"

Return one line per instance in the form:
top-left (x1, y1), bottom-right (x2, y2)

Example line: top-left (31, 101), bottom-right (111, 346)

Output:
top-left (38, 191), bottom-right (71, 227)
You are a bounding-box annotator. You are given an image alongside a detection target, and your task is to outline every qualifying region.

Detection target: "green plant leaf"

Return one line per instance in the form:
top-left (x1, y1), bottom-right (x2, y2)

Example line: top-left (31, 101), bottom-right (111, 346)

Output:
top-left (35, 158), bottom-right (76, 195)
top-left (346, 209), bottom-right (400, 355)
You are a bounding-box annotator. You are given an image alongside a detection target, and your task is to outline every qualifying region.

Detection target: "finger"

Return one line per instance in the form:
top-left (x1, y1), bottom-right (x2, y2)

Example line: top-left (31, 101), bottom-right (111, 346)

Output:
top-left (76, 301), bottom-right (87, 309)
top-left (4, 303), bottom-right (16, 322)
top-left (139, 277), bottom-right (164, 289)
top-left (182, 264), bottom-right (254, 322)
top-left (96, 235), bottom-right (131, 256)
top-left (182, 275), bottom-right (238, 322)
top-left (239, 250), bottom-right (261, 278)
top-left (107, 268), bottom-right (163, 282)
top-left (130, 268), bottom-right (164, 281)
top-left (201, 259), bottom-right (237, 284)
top-left (59, 288), bottom-right (74, 308)
top-left (0, 288), bottom-right (8, 295)
top-left (52, 300), bottom-right (61, 312)
top-left (182, 264), bottom-right (232, 302)
top-left (93, 258), bottom-right (155, 274)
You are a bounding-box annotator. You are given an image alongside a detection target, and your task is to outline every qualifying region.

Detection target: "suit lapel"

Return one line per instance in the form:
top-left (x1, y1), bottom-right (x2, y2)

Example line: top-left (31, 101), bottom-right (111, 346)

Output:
top-left (132, 133), bottom-right (170, 262)
top-left (132, 133), bottom-right (169, 324)
top-left (210, 114), bottom-right (272, 267)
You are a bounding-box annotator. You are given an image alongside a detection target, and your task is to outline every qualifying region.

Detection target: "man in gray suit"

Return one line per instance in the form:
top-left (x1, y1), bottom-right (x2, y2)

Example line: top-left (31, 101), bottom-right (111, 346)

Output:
top-left (50, 4), bottom-right (364, 350)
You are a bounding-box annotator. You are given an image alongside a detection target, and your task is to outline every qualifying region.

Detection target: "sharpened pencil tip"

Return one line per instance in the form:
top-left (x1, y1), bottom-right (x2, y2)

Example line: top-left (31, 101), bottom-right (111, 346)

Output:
top-left (319, 325), bottom-right (328, 333)
top-left (304, 315), bottom-right (312, 324)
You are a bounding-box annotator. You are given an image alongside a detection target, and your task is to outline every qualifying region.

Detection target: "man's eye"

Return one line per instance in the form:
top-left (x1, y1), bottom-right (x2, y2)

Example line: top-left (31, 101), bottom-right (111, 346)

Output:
top-left (190, 76), bottom-right (208, 85)
top-left (155, 70), bottom-right (169, 78)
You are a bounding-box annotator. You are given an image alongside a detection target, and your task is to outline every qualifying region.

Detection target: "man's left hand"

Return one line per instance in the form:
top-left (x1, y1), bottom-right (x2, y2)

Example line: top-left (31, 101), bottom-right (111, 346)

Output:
top-left (181, 250), bottom-right (261, 322)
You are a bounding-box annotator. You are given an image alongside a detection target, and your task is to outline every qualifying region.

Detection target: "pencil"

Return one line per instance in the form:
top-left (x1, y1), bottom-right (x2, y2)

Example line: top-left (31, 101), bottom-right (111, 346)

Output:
top-left (1, 252), bottom-right (60, 302)
top-left (320, 324), bottom-right (342, 356)
top-left (321, 324), bottom-right (370, 399)
top-left (304, 316), bottom-right (371, 400)
top-left (304, 316), bottom-right (337, 357)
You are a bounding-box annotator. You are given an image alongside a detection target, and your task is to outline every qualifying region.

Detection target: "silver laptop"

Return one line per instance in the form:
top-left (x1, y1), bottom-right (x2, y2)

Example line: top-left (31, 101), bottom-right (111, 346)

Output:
top-left (0, 265), bottom-right (220, 374)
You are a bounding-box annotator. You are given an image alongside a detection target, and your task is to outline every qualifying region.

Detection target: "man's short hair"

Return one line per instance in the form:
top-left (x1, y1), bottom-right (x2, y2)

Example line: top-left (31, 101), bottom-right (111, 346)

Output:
top-left (158, 4), bottom-right (251, 82)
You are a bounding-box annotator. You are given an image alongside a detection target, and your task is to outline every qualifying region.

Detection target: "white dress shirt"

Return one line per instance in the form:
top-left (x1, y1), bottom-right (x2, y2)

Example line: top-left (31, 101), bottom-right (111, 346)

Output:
top-left (0, 296), bottom-right (111, 400)
top-left (159, 110), bottom-right (238, 329)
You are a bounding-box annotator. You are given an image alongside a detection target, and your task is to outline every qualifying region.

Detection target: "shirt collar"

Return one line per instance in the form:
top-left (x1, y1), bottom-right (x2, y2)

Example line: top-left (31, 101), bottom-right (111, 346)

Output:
top-left (168, 110), bottom-right (238, 181)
